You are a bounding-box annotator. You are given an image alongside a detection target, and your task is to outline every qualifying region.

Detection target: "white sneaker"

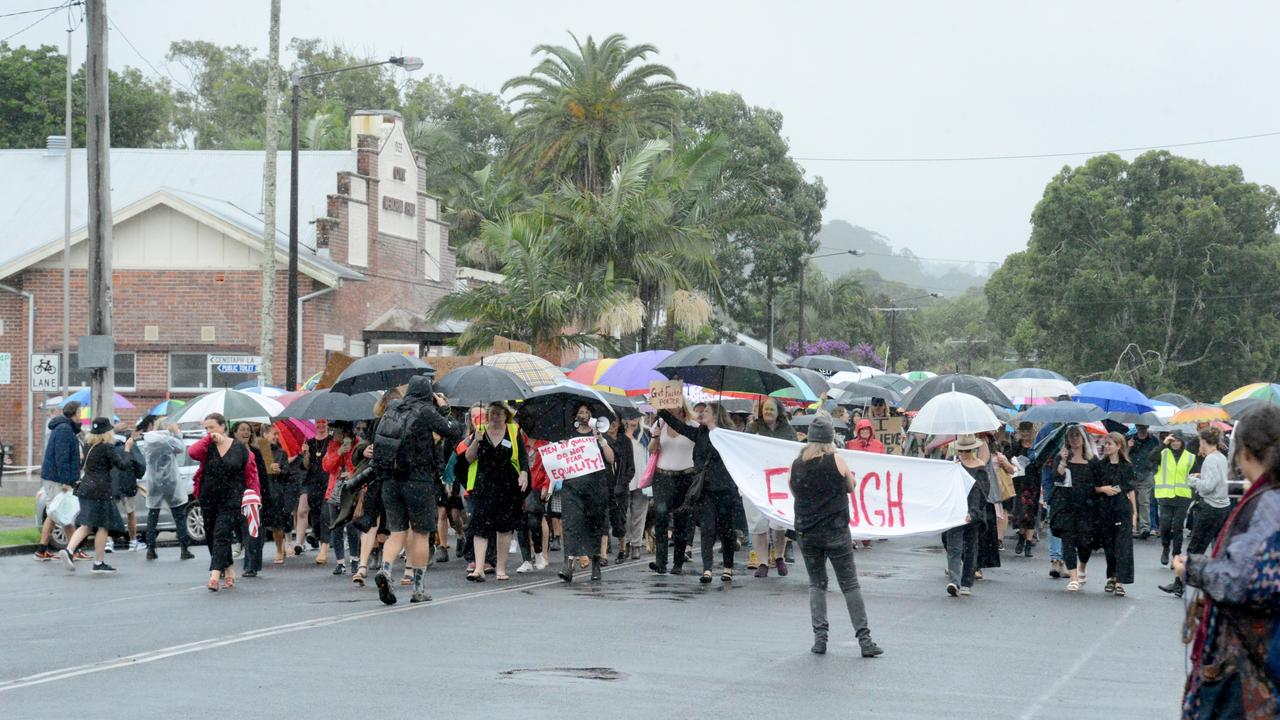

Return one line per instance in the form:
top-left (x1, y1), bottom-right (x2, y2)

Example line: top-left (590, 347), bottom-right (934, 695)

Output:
top-left (516, 560), bottom-right (534, 574)
top-left (534, 554), bottom-right (549, 570)
top-left (129, 539), bottom-right (142, 552)
top-left (233, 544), bottom-right (243, 559)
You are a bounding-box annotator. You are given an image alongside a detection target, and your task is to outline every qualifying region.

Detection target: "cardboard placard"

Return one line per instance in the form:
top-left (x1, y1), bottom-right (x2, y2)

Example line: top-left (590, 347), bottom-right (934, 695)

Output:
top-left (537, 435), bottom-right (606, 483)
top-left (313, 352), bottom-right (355, 390)
top-left (871, 416), bottom-right (905, 455)
top-left (648, 379), bottom-right (685, 410)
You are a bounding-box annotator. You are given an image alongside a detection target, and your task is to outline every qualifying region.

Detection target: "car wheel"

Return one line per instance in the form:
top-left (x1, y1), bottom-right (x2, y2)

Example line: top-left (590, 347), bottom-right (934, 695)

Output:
top-left (49, 523), bottom-right (68, 550)
top-left (186, 505), bottom-right (205, 543)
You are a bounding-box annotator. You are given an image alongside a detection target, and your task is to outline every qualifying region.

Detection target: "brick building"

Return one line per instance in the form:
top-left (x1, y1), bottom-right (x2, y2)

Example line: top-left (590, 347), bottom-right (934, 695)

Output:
top-left (0, 110), bottom-right (459, 464)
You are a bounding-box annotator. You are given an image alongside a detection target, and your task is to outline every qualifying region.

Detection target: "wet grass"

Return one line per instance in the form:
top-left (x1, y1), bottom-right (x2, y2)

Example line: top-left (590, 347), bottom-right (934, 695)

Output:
top-left (0, 496), bottom-right (35, 518)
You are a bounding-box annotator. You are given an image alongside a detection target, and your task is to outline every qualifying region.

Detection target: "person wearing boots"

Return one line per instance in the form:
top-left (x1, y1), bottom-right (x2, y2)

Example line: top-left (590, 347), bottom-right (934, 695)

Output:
top-left (139, 417), bottom-right (195, 561)
top-left (1161, 427), bottom-right (1231, 598)
top-left (1151, 432), bottom-right (1195, 568)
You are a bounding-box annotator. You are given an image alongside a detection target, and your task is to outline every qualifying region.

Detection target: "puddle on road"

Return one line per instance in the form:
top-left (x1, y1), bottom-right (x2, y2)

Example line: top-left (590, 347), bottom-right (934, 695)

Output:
top-left (567, 580), bottom-right (716, 602)
top-left (499, 667), bottom-right (628, 682)
top-left (908, 545), bottom-right (945, 555)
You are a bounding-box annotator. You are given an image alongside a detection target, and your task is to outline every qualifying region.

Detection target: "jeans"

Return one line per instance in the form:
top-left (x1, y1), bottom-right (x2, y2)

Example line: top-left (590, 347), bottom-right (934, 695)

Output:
top-left (798, 526), bottom-right (871, 643)
top-left (330, 519), bottom-right (360, 561)
top-left (241, 516), bottom-right (263, 573)
top-left (1158, 497), bottom-right (1192, 555)
top-left (699, 490), bottom-right (737, 572)
top-left (942, 522), bottom-right (977, 587)
top-left (652, 470), bottom-right (694, 569)
top-left (1048, 528), bottom-right (1063, 561)
top-left (145, 502), bottom-right (191, 548)
top-left (1131, 472), bottom-right (1155, 533)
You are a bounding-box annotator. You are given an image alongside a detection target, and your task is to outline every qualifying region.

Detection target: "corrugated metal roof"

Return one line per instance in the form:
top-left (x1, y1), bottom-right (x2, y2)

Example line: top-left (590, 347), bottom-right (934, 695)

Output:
top-left (0, 147), bottom-right (355, 279)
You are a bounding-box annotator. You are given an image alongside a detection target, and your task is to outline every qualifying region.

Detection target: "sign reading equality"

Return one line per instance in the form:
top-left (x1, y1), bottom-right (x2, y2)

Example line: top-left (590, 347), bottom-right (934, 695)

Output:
top-left (537, 435), bottom-right (606, 485)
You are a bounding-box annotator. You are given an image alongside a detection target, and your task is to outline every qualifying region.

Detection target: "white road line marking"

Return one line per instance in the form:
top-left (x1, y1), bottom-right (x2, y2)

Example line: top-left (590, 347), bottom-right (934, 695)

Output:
top-left (6, 585), bottom-right (206, 620)
top-left (0, 567), bottom-right (616, 693)
top-left (1016, 604), bottom-right (1138, 720)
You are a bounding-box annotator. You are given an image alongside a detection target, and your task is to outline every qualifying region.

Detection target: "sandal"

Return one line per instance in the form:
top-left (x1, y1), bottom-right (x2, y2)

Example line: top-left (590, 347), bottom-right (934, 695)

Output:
top-left (207, 577), bottom-right (220, 592)
top-left (496, 573), bottom-right (510, 581)
top-left (467, 571), bottom-right (486, 583)
top-left (1114, 584), bottom-right (1126, 597)
top-left (1077, 571), bottom-right (1087, 585)
top-left (223, 574), bottom-right (235, 590)
top-left (700, 570), bottom-right (713, 584)
top-left (1065, 580), bottom-right (1080, 592)
top-left (1104, 578), bottom-right (1117, 593)
top-left (353, 566), bottom-right (367, 586)
top-left (721, 569), bottom-right (733, 583)
top-left (974, 570), bottom-right (983, 581)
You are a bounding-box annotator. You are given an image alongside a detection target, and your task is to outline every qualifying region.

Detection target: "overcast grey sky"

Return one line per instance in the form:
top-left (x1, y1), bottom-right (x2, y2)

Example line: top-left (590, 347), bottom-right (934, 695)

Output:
top-left (14, 0), bottom-right (1280, 264)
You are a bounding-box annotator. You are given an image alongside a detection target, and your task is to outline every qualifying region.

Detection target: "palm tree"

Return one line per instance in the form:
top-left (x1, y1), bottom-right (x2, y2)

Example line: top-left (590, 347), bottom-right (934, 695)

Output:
top-left (427, 214), bottom-right (639, 354)
top-left (503, 32), bottom-right (688, 195)
top-left (444, 163), bottom-right (529, 263)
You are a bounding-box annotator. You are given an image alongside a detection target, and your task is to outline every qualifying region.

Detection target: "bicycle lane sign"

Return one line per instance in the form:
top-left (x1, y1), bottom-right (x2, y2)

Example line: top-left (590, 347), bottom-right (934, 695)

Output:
top-left (30, 354), bottom-right (60, 392)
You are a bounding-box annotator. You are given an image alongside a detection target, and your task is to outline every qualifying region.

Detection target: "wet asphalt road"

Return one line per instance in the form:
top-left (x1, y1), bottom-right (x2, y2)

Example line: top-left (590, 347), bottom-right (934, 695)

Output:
top-left (0, 535), bottom-right (1187, 719)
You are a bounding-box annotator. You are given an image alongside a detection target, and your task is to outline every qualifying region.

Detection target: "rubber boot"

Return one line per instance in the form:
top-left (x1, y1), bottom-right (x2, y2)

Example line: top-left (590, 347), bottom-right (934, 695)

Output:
top-left (591, 555), bottom-right (602, 582)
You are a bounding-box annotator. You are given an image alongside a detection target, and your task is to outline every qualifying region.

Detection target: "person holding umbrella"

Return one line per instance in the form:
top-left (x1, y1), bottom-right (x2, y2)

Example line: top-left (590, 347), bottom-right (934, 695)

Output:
top-left (188, 413), bottom-right (261, 591)
top-left (559, 402), bottom-right (615, 583)
top-left (463, 402), bottom-right (529, 582)
top-left (944, 434), bottom-right (989, 597)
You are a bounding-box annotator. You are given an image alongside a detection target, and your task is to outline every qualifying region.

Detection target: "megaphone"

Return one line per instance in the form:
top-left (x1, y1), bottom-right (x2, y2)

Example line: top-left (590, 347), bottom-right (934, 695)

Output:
top-left (594, 417), bottom-right (611, 433)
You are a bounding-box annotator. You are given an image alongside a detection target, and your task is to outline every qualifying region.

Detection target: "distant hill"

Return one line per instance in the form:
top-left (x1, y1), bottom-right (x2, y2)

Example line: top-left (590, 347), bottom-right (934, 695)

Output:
top-left (812, 220), bottom-right (994, 295)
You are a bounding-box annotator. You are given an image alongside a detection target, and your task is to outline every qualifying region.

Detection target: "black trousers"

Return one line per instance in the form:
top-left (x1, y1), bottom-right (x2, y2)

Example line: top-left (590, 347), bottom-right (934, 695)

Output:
top-left (200, 485), bottom-right (241, 573)
top-left (145, 502), bottom-right (191, 549)
top-left (609, 491), bottom-right (628, 540)
top-left (700, 489), bottom-right (737, 572)
top-left (1158, 497), bottom-right (1192, 555)
top-left (1102, 502), bottom-right (1135, 584)
top-left (1187, 504), bottom-right (1230, 555)
top-left (561, 476), bottom-right (609, 558)
top-left (652, 470), bottom-right (694, 569)
top-left (517, 493), bottom-right (545, 563)
top-left (1059, 530), bottom-right (1095, 572)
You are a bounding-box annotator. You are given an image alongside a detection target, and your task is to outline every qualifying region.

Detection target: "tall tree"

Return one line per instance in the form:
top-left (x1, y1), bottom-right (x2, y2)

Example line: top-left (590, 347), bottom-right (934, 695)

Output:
top-left (167, 40), bottom-right (275, 148)
top-left (503, 32), bottom-right (688, 195)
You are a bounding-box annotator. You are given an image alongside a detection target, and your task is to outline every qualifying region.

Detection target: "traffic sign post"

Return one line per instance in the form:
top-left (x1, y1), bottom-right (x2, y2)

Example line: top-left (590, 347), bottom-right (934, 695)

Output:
top-left (30, 353), bottom-right (60, 393)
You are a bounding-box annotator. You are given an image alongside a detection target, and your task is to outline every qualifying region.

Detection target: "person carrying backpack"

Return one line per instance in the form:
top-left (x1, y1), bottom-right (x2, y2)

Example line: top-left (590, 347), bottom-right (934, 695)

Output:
top-left (373, 376), bottom-right (462, 605)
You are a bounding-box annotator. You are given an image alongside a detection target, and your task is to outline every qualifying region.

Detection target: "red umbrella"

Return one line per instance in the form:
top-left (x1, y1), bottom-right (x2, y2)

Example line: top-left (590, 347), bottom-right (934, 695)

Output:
top-left (276, 390), bottom-right (310, 408)
top-left (273, 418), bottom-right (315, 457)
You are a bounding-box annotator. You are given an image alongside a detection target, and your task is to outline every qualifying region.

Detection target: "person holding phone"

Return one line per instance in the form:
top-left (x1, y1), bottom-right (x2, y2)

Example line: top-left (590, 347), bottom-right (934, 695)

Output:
top-left (1051, 425), bottom-right (1100, 592)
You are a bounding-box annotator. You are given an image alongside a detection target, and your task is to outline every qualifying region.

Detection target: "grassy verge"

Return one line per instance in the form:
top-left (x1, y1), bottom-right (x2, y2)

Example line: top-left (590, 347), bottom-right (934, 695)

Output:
top-left (0, 496), bottom-right (36, 518)
top-left (0, 527), bottom-right (40, 546)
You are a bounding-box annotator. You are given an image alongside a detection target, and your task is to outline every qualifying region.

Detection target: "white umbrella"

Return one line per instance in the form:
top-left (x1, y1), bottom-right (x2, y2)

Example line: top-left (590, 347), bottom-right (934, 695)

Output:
top-left (909, 390), bottom-right (1001, 436)
top-left (995, 377), bottom-right (1080, 404)
top-left (829, 368), bottom-right (882, 385)
top-left (170, 389), bottom-right (285, 425)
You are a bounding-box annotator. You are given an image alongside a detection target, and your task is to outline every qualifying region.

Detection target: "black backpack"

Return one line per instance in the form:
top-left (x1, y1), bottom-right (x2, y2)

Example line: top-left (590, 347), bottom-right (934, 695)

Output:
top-left (372, 400), bottom-right (415, 471)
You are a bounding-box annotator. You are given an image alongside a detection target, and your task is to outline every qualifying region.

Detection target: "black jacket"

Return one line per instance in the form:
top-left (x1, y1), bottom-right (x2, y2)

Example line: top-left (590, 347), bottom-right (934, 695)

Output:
top-left (608, 432), bottom-right (634, 496)
top-left (658, 410), bottom-right (736, 494)
top-left (393, 375), bottom-right (462, 482)
top-left (78, 442), bottom-right (134, 501)
top-left (110, 438), bottom-right (146, 499)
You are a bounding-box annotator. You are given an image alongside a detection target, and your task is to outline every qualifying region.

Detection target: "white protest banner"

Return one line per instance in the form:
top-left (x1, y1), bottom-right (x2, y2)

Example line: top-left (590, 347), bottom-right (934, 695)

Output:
top-left (709, 429), bottom-right (974, 539)
top-left (537, 435), bottom-right (606, 484)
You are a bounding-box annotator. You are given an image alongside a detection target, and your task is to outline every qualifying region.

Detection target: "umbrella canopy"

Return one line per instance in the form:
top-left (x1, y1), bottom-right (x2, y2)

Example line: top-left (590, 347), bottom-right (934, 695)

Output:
top-left (58, 388), bottom-right (134, 409)
top-left (595, 350), bottom-right (674, 396)
top-left (171, 389), bottom-right (285, 424)
top-left (1152, 392), bottom-right (1195, 408)
top-left (1220, 382), bottom-right (1280, 405)
top-left (1017, 401), bottom-right (1106, 425)
top-left (995, 377), bottom-right (1080, 405)
top-left (828, 381), bottom-right (903, 406)
top-left (1170, 403), bottom-right (1230, 424)
top-left (655, 343), bottom-right (791, 396)
top-left (790, 413), bottom-right (850, 432)
top-left (862, 373), bottom-right (915, 394)
top-left (828, 368), bottom-right (884, 385)
top-left (788, 355), bottom-right (859, 376)
top-left (480, 352), bottom-right (566, 389)
top-left (1105, 410), bottom-right (1165, 426)
top-left (1073, 381), bottom-right (1155, 415)
top-left (719, 398), bottom-right (755, 415)
top-left (272, 418), bottom-right (316, 457)
top-left (909, 391), bottom-right (1001, 436)
top-left (149, 399), bottom-right (186, 416)
top-left (436, 365), bottom-right (532, 407)
top-left (565, 358), bottom-right (620, 392)
top-left (275, 389), bottom-right (382, 421)
top-left (1000, 368), bottom-right (1070, 381)
top-left (516, 385), bottom-right (617, 442)
top-left (233, 380), bottom-right (287, 396)
top-left (771, 370), bottom-right (820, 402)
top-left (903, 370), bottom-right (937, 382)
top-left (900, 374), bottom-right (1013, 412)
top-left (1224, 396), bottom-right (1280, 419)
top-left (787, 367), bottom-right (831, 396)
top-left (330, 353), bottom-right (434, 395)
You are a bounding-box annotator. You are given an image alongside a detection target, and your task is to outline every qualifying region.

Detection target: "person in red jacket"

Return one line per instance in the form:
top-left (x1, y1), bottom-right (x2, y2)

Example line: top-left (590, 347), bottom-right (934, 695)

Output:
top-left (320, 422), bottom-right (360, 575)
top-left (189, 412), bottom-right (261, 591)
top-left (846, 419), bottom-right (886, 454)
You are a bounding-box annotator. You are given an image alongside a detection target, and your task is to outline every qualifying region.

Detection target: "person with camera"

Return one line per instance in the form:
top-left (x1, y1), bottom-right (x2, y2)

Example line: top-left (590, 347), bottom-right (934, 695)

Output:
top-left (60, 417), bottom-right (137, 574)
top-left (35, 401), bottom-right (83, 561)
top-left (558, 403), bottom-right (615, 583)
top-left (463, 402), bottom-right (529, 582)
top-left (110, 419), bottom-right (146, 552)
top-left (139, 416), bottom-right (196, 561)
top-left (1150, 432), bottom-right (1195, 567)
top-left (372, 376), bottom-right (461, 605)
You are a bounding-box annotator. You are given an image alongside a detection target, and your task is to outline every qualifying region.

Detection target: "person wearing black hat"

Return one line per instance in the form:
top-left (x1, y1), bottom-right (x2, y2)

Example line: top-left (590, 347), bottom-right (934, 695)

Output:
top-left (789, 412), bottom-right (883, 658)
top-left (60, 417), bottom-right (137, 574)
top-left (945, 434), bottom-right (989, 597)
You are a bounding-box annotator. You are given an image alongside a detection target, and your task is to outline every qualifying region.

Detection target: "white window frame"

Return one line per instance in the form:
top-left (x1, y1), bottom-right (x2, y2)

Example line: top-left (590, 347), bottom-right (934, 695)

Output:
top-left (167, 352), bottom-right (259, 392)
top-left (66, 351), bottom-right (137, 392)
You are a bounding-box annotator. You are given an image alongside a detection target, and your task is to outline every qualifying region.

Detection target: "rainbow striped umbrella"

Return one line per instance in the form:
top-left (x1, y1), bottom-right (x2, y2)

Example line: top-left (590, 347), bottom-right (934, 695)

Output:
top-left (1220, 383), bottom-right (1280, 405)
top-left (566, 358), bottom-right (623, 394)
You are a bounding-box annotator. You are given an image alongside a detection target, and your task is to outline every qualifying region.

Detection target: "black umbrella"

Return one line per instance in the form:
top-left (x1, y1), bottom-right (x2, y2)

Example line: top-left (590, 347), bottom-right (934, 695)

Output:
top-left (598, 391), bottom-right (643, 420)
top-left (899, 374), bottom-right (1013, 412)
top-left (330, 353), bottom-right (434, 395)
top-left (276, 389), bottom-right (382, 421)
top-left (1224, 397), bottom-right (1278, 419)
top-left (1017, 401), bottom-right (1105, 425)
top-left (788, 354), bottom-right (859, 377)
top-left (863, 373), bottom-right (915, 394)
top-left (790, 413), bottom-right (850, 432)
top-left (787, 366), bottom-right (832, 395)
top-left (517, 385), bottom-right (617, 442)
top-left (828, 381), bottom-right (902, 405)
top-left (655, 343), bottom-right (791, 395)
top-left (1152, 392), bottom-right (1195, 408)
top-left (435, 365), bottom-right (532, 407)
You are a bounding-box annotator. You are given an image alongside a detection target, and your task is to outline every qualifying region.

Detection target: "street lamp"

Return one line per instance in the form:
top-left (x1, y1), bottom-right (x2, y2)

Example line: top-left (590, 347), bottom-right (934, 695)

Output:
top-left (285, 56), bottom-right (423, 390)
top-left (872, 292), bottom-right (941, 374)
top-left (796, 248), bottom-right (863, 349)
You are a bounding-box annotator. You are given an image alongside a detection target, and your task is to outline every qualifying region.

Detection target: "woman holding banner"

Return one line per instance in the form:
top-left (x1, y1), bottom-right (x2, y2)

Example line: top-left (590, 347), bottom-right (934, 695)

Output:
top-left (744, 397), bottom-right (797, 576)
top-left (559, 403), bottom-right (615, 583)
top-left (789, 413), bottom-right (883, 658)
top-left (658, 403), bottom-right (739, 583)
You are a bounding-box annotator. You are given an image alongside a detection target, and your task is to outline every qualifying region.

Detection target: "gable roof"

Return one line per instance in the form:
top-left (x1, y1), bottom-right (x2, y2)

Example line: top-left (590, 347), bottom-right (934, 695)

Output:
top-left (0, 147), bottom-right (357, 282)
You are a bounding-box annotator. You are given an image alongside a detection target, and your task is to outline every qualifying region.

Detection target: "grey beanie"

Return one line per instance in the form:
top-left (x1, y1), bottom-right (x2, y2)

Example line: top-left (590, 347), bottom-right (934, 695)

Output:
top-left (807, 412), bottom-right (836, 444)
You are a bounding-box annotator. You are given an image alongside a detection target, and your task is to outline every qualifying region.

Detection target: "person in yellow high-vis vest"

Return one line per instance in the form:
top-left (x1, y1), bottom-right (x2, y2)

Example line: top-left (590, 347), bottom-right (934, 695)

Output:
top-left (463, 402), bottom-right (529, 582)
top-left (1149, 433), bottom-right (1194, 567)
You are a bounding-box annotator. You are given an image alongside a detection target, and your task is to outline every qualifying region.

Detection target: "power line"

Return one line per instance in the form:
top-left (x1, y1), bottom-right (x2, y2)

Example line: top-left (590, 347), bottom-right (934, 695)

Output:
top-left (0, 1), bottom-right (70, 43)
top-left (0, 2), bottom-right (75, 20)
top-left (106, 13), bottom-right (194, 95)
top-left (794, 130), bottom-right (1280, 164)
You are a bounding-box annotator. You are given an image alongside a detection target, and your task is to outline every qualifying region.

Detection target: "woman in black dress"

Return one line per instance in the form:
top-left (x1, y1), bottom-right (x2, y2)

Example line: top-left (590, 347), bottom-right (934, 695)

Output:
top-left (1050, 425), bottom-right (1100, 592)
top-left (1096, 431), bottom-right (1135, 596)
top-left (189, 412), bottom-right (261, 592)
top-left (463, 402), bottom-right (529, 582)
top-left (257, 424), bottom-right (292, 565)
top-left (235, 422), bottom-right (268, 578)
top-left (61, 417), bottom-right (135, 574)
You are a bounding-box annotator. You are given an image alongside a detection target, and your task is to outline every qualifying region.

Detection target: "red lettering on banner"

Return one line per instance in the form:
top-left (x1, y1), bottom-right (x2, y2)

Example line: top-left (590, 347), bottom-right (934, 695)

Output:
top-left (886, 470), bottom-right (905, 527)
top-left (848, 489), bottom-right (860, 527)
top-left (764, 467), bottom-right (790, 517)
top-left (860, 472), bottom-right (882, 526)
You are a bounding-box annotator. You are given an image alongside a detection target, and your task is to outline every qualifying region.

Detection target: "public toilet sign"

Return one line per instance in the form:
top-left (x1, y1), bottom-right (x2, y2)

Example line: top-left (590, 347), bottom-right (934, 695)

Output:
top-left (209, 355), bottom-right (262, 374)
top-left (30, 353), bottom-right (60, 392)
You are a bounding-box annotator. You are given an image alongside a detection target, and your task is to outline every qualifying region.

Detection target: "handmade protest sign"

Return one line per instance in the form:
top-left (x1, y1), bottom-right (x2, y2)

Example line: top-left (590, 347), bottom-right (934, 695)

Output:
top-left (648, 379), bottom-right (685, 410)
top-left (537, 435), bottom-right (607, 483)
top-left (708, 429), bottom-right (974, 539)
top-left (871, 416), bottom-right (905, 455)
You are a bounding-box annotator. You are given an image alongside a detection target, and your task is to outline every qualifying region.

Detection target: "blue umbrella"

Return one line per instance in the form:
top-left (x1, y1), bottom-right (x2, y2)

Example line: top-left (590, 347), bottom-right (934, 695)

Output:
top-left (149, 399), bottom-right (187, 416)
top-left (1073, 381), bottom-right (1155, 415)
top-left (1000, 368), bottom-right (1070, 381)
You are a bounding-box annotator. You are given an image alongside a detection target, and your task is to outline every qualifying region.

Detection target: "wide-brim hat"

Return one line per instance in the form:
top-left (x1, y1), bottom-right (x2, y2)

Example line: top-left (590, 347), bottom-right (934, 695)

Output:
top-left (954, 433), bottom-right (982, 451)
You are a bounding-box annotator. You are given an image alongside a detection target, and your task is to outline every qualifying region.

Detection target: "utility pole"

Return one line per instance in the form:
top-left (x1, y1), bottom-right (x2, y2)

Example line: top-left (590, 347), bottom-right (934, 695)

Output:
top-left (873, 292), bottom-right (940, 374)
top-left (258, 0), bottom-right (281, 384)
top-left (765, 278), bottom-right (775, 361)
top-left (285, 79), bottom-right (300, 390)
top-left (796, 258), bottom-right (805, 353)
top-left (85, 0), bottom-right (114, 419)
top-left (62, 24), bottom-right (73, 401)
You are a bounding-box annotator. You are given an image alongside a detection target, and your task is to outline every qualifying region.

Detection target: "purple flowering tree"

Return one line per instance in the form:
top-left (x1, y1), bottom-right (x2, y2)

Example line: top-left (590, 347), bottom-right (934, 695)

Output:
top-left (786, 338), bottom-right (884, 370)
